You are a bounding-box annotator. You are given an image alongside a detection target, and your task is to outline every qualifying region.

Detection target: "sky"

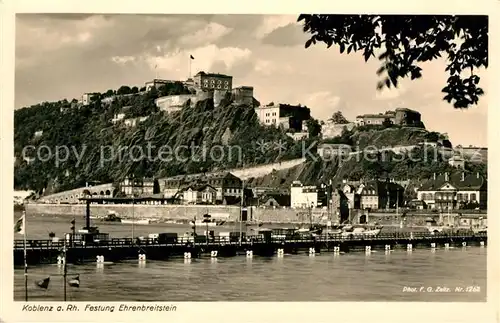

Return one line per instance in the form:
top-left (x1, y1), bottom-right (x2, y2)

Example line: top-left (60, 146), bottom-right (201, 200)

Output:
top-left (15, 14), bottom-right (488, 147)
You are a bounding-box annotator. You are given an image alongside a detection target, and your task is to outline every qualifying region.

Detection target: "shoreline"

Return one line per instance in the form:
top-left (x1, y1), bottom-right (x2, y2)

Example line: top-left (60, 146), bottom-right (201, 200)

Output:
top-left (22, 203), bottom-right (488, 226)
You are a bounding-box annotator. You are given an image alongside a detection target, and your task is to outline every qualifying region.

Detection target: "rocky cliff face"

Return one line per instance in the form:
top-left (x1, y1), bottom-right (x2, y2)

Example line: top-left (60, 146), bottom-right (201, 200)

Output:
top-left (14, 92), bottom-right (303, 193)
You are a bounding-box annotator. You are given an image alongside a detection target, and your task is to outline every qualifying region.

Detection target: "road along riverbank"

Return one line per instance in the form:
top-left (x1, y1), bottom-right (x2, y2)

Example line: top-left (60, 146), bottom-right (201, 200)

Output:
top-left (24, 203), bottom-right (487, 225)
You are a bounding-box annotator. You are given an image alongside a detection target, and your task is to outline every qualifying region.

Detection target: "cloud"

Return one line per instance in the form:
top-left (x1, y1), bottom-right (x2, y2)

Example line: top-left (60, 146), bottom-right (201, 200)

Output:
top-left (254, 15), bottom-right (298, 39)
top-left (305, 91), bottom-right (341, 120)
top-left (178, 22), bottom-right (232, 47)
top-left (111, 56), bottom-right (136, 65)
top-left (13, 14), bottom-right (488, 147)
top-left (27, 13), bottom-right (96, 21)
top-left (253, 59), bottom-right (294, 76)
top-left (16, 14), bottom-right (112, 67)
top-left (261, 23), bottom-right (308, 47)
top-left (144, 45), bottom-right (252, 80)
top-left (374, 84), bottom-right (407, 100)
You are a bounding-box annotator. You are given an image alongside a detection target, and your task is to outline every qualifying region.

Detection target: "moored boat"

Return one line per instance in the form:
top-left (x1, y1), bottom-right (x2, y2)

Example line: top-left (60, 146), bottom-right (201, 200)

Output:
top-left (341, 224), bottom-right (383, 238)
top-left (189, 219), bottom-right (225, 227)
top-left (121, 219), bottom-right (150, 225)
top-left (102, 211), bottom-right (121, 222)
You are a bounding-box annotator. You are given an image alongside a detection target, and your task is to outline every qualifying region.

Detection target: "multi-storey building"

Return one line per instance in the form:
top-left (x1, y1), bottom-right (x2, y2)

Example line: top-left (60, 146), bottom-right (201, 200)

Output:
top-left (329, 188), bottom-right (350, 223)
top-left (290, 181), bottom-right (318, 208)
top-left (355, 108), bottom-right (421, 127)
top-left (394, 108), bottom-right (421, 126)
top-left (120, 177), bottom-right (155, 197)
top-left (145, 79), bottom-right (177, 91)
top-left (417, 172), bottom-right (487, 210)
top-left (162, 172), bottom-right (243, 204)
top-left (231, 86), bottom-right (254, 106)
top-left (81, 93), bottom-right (97, 106)
top-left (341, 179), bottom-right (404, 210)
top-left (254, 103), bottom-right (311, 132)
top-left (181, 184), bottom-right (217, 204)
top-left (193, 71), bottom-right (233, 91)
top-left (448, 154), bottom-right (465, 169)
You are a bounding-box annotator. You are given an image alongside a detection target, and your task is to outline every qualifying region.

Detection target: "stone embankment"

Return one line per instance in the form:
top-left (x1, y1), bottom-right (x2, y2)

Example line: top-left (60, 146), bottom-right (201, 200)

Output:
top-left (25, 203), bottom-right (487, 225)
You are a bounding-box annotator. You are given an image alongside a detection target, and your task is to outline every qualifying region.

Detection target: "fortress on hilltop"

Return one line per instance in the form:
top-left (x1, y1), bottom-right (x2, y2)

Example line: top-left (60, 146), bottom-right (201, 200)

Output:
top-left (154, 71), bottom-right (255, 113)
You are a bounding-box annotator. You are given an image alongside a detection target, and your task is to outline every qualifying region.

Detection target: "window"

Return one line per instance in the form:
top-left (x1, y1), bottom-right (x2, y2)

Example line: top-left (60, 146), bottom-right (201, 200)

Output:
top-left (463, 193), bottom-right (468, 200)
top-left (457, 193), bottom-right (463, 201)
top-left (470, 193), bottom-right (477, 201)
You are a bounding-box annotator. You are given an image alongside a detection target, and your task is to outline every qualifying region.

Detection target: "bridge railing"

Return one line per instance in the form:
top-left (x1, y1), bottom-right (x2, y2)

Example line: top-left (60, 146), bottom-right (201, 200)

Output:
top-left (14, 232), bottom-right (487, 250)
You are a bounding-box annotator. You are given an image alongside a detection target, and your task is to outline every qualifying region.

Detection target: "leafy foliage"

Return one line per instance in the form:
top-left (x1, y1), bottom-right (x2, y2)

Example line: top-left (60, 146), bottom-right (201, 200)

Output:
top-left (14, 85), bottom-right (305, 193)
top-left (298, 14), bottom-right (488, 109)
top-left (329, 111), bottom-right (349, 124)
top-left (241, 125), bottom-right (487, 191)
top-left (306, 118), bottom-right (322, 138)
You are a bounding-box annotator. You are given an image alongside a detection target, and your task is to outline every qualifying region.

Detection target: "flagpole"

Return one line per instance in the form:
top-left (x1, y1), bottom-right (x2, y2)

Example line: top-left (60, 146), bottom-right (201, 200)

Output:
top-left (23, 211), bottom-right (28, 301)
top-left (239, 180), bottom-right (244, 246)
top-left (189, 56), bottom-right (191, 79)
top-left (63, 234), bottom-right (67, 302)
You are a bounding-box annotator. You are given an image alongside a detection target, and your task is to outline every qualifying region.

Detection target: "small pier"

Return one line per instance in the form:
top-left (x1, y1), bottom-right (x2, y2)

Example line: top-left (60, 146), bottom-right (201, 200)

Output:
top-left (14, 232), bottom-right (487, 266)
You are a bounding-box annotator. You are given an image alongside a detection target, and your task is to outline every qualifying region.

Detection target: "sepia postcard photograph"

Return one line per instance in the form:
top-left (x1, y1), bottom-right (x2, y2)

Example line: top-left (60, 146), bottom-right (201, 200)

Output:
top-left (1, 0), bottom-right (499, 322)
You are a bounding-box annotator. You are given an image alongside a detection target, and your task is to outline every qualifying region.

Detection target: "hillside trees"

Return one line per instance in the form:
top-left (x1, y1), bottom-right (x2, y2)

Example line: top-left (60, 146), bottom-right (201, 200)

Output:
top-left (329, 111), bottom-right (349, 124)
top-left (14, 84), bottom-right (307, 193)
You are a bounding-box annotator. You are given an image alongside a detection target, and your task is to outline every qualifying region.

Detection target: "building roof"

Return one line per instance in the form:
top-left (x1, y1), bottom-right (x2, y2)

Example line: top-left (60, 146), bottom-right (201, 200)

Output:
top-left (194, 71), bottom-right (232, 78)
top-left (260, 193), bottom-right (291, 206)
top-left (419, 172), bottom-right (486, 191)
top-left (356, 180), bottom-right (404, 195)
top-left (146, 79), bottom-right (176, 84)
top-left (181, 184), bottom-right (216, 192)
top-left (395, 108), bottom-right (420, 114)
top-left (233, 86), bottom-right (253, 90)
top-left (164, 172), bottom-right (241, 185)
top-left (362, 114), bottom-right (390, 119)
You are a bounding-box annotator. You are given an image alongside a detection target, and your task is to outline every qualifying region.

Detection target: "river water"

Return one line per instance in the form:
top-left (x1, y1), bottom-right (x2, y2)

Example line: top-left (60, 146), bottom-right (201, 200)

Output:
top-left (13, 214), bottom-right (486, 302)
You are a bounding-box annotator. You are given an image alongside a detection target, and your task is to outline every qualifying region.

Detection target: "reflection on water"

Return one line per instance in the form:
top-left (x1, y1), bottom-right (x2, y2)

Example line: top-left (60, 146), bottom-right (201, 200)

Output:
top-left (14, 247), bottom-right (486, 302)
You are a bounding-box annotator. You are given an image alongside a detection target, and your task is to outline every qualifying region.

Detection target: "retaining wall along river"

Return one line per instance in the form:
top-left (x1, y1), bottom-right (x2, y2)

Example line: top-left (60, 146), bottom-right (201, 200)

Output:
top-left (24, 203), bottom-right (487, 225)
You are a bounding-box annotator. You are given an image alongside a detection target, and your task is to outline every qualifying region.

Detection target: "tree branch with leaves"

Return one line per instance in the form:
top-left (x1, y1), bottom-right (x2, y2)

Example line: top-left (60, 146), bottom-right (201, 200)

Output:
top-left (298, 14), bottom-right (488, 109)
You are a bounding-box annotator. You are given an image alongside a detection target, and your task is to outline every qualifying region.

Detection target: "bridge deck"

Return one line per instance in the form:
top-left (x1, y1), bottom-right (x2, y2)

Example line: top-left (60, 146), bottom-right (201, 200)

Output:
top-left (14, 232), bottom-right (487, 252)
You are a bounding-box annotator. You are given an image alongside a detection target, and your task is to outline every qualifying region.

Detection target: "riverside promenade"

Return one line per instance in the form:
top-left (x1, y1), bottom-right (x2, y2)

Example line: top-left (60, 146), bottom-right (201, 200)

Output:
top-left (14, 231), bottom-right (487, 266)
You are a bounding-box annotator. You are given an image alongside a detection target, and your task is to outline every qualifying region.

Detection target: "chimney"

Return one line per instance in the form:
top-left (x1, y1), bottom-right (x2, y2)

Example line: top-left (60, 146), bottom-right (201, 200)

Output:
top-left (461, 172), bottom-right (465, 181)
top-left (444, 172), bottom-right (448, 182)
top-left (433, 173), bottom-right (436, 180)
